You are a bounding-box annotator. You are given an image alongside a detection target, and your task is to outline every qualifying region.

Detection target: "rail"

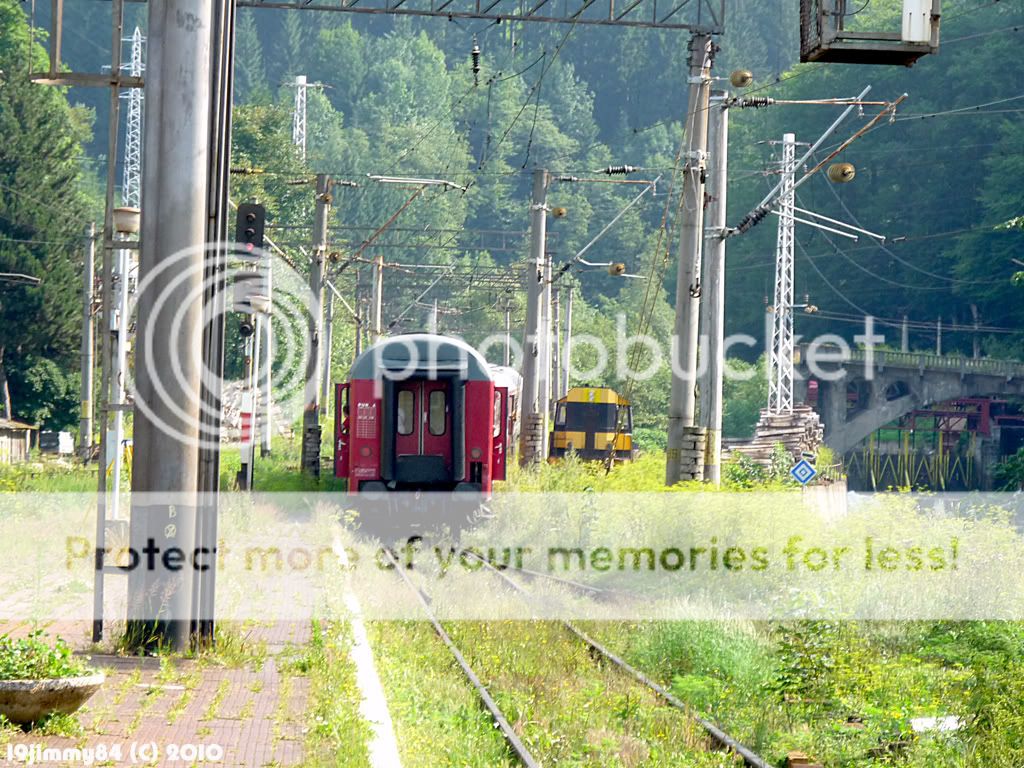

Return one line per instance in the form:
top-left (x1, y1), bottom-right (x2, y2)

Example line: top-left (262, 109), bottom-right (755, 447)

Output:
top-left (472, 555), bottom-right (774, 768)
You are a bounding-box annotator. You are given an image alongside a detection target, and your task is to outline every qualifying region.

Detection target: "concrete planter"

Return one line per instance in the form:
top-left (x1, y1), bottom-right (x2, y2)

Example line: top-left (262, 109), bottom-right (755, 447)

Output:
top-left (0, 673), bottom-right (104, 725)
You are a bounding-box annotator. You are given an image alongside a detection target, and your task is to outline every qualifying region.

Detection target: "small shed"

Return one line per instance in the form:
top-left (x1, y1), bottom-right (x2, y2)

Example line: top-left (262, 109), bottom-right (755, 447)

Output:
top-left (0, 419), bottom-right (35, 465)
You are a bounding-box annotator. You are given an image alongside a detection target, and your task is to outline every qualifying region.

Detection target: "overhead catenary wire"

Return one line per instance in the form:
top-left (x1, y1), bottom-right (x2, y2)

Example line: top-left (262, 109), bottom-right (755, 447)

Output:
top-left (809, 160), bottom-right (1010, 286)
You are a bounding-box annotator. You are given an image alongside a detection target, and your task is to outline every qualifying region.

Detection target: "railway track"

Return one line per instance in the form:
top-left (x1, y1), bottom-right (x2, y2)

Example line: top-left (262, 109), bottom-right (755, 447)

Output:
top-left (382, 547), bottom-right (772, 768)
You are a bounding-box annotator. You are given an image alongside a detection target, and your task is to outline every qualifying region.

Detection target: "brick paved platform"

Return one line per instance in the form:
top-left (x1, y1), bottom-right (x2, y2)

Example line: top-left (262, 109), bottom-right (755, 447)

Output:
top-left (1, 621), bottom-right (313, 767)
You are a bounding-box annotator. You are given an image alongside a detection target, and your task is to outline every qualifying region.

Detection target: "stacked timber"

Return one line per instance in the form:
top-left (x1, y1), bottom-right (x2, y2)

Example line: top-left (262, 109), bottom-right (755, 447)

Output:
top-left (725, 405), bottom-right (824, 468)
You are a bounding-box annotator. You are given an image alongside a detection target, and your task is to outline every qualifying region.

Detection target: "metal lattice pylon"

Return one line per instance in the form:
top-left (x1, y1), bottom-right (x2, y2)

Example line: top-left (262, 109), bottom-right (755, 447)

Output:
top-left (120, 27), bottom-right (145, 208)
top-left (768, 133), bottom-right (796, 414)
top-left (292, 75), bottom-right (307, 160)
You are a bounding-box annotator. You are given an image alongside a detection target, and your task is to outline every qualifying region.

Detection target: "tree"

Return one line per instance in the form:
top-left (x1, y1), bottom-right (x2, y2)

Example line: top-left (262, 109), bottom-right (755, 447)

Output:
top-left (0, 0), bottom-right (98, 427)
top-left (234, 9), bottom-right (270, 104)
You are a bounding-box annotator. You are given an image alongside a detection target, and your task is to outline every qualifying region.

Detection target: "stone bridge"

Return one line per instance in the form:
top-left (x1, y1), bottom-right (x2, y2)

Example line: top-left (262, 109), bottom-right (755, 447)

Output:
top-left (794, 346), bottom-right (1024, 455)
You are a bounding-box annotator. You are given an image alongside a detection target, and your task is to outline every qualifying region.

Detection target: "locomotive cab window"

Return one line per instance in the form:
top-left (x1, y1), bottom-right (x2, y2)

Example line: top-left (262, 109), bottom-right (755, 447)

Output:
top-left (555, 403), bottom-right (566, 426)
top-left (618, 405), bottom-right (633, 433)
top-left (428, 389), bottom-right (447, 436)
top-left (397, 390), bottom-right (415, 435)
top-left (493, 391), bottom-right (502, 437)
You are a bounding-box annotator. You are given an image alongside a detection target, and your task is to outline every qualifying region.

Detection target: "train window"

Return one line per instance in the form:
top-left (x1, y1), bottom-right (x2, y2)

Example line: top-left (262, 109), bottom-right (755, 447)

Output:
top-left (428, 390), bottom-right (447, 436)
top-left (620, 405), bottom-right (633, 433)
top-left (555, 403), bottom-right (566, 426)
top-left (493, 392), bottom-right (501, 437)
top-left (397, 390), bottom-right (414, 435)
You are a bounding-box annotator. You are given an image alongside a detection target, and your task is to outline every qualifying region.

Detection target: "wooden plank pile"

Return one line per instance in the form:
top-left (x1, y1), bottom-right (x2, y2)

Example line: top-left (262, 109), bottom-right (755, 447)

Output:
top-left (725, 405), bottom-right (824, 468)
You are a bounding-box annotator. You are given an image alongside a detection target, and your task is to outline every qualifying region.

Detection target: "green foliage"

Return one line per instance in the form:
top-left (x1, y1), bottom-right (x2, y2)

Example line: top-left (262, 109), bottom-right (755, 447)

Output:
top-left (766, 621), bottom-right (842, 710)
top-left (722, 451), bottom-right (766, 489)
top-left (722, 357), bottom-right (766, 439)
top-left (0, 1), bottom-right (99, 427)
top-left (993, 447), bottom-right (1024, 491)
top-left (631, 426), bottom-right (666, 452)
top-left (6, 356), bottom-right (81, 429)
top-left (0, 630), bottom-right (92, 680)
top-left (768, 442), bottom-right (794, 482)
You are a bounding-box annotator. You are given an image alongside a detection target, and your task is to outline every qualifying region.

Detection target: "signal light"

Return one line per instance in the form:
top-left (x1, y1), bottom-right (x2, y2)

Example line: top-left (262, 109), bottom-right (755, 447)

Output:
top-left (609, 263), bottom-right (626, 276)
top-left (551, 206), bottom-right (568, 218)
top-left (235, 203), bottom-right (266, 255)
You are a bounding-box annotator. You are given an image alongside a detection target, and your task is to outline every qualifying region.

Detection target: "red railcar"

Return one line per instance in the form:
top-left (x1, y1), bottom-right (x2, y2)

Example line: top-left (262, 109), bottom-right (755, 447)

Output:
top-left (334, 334), bottom-right (511, 500)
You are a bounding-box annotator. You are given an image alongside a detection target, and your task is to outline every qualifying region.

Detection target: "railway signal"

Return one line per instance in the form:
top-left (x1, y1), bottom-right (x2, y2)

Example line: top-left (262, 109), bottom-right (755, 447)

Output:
top-left (235, 202), bottom-right (266, 255)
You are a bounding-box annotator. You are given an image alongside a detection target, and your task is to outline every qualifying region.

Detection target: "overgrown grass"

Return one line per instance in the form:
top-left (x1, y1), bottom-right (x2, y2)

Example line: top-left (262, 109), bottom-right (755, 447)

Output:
top-left (0, 432), bottom-right (344, 493)
top-left (0, 460), bottom-right (97, 493)
top-left (580, 620), bottom-right (1024, 767)
top-left (369, 619), bottom-right (735, 767)
top-left (500, 448), bottom-right (798, 493)
top-left (218, 436), bottom-right (345, 492)
top-left (295, 619), bottom-right (372, 767)
top-left (367, 620), bottom-right (516, 768)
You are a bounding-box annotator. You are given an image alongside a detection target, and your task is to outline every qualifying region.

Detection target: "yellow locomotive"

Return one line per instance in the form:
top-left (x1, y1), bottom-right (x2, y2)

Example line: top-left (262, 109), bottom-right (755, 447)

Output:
top-left (549, 386), bottom-right (635, 462)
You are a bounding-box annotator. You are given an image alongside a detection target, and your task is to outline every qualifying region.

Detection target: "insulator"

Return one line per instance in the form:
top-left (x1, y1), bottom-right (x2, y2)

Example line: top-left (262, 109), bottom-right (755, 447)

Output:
top-left (827, 162), bottom-right (856, 183)
top-left (602, 165), bottom-right (638, 175)
top-left (737, 97), bottom-right (773, 109)
top-left (729, 69), bottom-right (754, 88)
top-left (735, 204), bottom-right (771, 234)
top-left (471, 38), bottom-right (481, 86)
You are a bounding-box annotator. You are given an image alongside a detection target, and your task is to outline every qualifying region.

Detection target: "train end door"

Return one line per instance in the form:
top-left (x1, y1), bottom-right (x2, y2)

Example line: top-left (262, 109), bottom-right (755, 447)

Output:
top-left (335, 382), bottom-right (350, 479)
top-left (492, 387), bottom-right (509, 482)
top-left (393, 379), bottom-right (453, 485)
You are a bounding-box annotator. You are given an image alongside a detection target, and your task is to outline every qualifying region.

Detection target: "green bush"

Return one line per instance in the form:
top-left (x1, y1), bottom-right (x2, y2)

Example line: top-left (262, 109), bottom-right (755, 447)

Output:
top-left (631, 426), bottom-right (667, 452)
top-left (0, 630), bottom-right (92, 680)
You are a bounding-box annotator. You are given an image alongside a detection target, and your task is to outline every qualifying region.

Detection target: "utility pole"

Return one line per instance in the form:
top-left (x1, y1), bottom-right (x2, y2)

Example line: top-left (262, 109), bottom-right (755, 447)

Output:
top-left (552, 287), bottom-right (561, 405)
top-left (666, 33), bottom-right (713, 485)
top-left (195, 0), bottom-right (238, 644)
top-left (260, 256), bottom-right (273, 456)
top-left (936, 317), bottom-right (942, 355)
top-left (901, 314), bottom-right (909, 352)
top-left (79, 224), bottom-right (96, 461)
top-left (128, 0), bottom-right (212, 652)
top-left (504, 305), bottom-right (512, 366)
top-left (301, 173), bottom-right (330, 478)
top-left (108, 208), bottom-right (138, 519)
top-left (562, 282), bottom-right (573, 398)
top-left (321, 290), bottom-right (334, 409)
top-left (971, 304), bottom-right (981, 359)
top-left (698, 91), bottom-right (729, 484)
top-left (354, 279), bottom-right (364, 358)
top-left (371, 251), bottom-right (384, 344)
top-left (767, 133), bottom-right (796, 415)
top-left (519, 169), bottom-right (549, 464)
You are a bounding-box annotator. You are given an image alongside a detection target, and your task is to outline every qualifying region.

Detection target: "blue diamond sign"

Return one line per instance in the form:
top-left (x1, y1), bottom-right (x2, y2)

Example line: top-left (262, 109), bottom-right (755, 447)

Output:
top-left (790, 459), bottom-right (817, 486)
